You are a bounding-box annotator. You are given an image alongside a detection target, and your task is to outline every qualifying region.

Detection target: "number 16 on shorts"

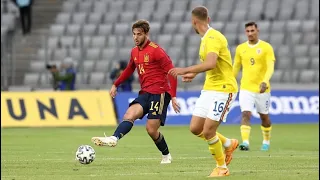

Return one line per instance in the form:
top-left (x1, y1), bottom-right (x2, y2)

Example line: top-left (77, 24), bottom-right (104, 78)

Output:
top-left (213, 101), bottom-right (225, 113)
top-left (208, 93), bottom-right (236, 122)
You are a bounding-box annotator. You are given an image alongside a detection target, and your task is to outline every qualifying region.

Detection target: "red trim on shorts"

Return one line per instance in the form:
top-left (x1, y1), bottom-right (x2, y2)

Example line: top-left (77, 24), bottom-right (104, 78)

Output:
top-left (220, 93), bottom-right (233, 121)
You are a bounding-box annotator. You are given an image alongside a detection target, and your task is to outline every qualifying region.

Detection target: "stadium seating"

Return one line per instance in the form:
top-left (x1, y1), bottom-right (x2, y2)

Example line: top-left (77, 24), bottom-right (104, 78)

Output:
top-left (24, 0), bottom-right (318, 89)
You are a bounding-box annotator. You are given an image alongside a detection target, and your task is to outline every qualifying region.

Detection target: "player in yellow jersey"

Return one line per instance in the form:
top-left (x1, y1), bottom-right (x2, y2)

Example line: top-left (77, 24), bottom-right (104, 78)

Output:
top-left (233, 22), bottom-right (276, 151)
top-left (169, 6), bottom-right (239, 177)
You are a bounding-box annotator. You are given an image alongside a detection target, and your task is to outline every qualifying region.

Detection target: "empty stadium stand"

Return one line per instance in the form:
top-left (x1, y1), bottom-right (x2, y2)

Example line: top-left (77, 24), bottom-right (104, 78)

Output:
top-left (2, 0), bottom-right (319, 91)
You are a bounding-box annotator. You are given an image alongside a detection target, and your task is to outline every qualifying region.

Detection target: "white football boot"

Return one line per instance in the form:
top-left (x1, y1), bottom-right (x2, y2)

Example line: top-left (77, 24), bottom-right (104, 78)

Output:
top-left (160, 153), bottom-right (172, 164)
top-left (91, 133), bottom-right (118, 147)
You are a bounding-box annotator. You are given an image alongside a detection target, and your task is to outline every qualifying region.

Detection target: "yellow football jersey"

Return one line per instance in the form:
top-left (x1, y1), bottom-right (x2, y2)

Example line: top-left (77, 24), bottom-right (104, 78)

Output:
top-left (234, 40), bottom-right (276, 93)
top-left (199, 28), bottom-right (238, 93)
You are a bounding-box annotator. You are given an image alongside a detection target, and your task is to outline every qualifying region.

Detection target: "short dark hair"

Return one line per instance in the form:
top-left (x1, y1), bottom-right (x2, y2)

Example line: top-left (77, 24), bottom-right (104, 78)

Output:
top-left (132, 19), bottom-right (150, 33)
top-left (245, 22), bottom-right (258, 28)
top-left (191, 6), bottom-right (208, 21)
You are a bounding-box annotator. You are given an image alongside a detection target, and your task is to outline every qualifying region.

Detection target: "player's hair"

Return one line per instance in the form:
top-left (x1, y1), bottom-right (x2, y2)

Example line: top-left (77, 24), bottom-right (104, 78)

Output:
top-left (132, 20), bottom-right (150, 33)
top-left (191, 6), bottom-right (209, 21)
top-left (245, 22), bottom-right (258, 28)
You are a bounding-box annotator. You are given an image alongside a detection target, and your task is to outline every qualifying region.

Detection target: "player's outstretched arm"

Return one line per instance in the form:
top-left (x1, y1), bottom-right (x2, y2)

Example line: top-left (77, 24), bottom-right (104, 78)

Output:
top-left (186, 52), bottom-right (217, 73)
top-left (168, 53), bottom-right (217, 77)
top-left (182, 73), bottom-right (198, 82)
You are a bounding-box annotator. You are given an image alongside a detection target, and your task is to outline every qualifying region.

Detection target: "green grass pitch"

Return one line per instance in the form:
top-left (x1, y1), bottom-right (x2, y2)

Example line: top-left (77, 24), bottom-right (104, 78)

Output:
top-left (1, 124), bottom-right (319, 180)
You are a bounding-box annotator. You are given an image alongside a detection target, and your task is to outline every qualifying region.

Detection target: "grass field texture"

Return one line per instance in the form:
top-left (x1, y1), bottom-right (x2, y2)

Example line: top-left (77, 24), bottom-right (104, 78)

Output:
top-left (1, 124), bottom-right (319, 180)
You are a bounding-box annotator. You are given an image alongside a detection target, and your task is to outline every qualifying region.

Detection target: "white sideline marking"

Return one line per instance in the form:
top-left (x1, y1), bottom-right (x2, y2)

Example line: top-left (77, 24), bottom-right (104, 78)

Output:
top-left (1, 155), bottom-right (319, 162)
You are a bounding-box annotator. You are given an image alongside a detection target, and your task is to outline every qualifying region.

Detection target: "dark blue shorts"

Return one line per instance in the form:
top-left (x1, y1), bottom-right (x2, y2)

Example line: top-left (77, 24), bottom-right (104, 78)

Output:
top-left (129, 92), bottom-right (171, 126)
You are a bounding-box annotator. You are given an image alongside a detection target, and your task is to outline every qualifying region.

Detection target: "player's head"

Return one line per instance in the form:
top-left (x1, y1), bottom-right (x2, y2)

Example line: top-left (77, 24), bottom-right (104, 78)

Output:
top-left (191, 6), bottom-right (210, 34)
top-left (132, 19), bottom-right (150, 47)
top-left (245, 22), bottom-right (259, 42)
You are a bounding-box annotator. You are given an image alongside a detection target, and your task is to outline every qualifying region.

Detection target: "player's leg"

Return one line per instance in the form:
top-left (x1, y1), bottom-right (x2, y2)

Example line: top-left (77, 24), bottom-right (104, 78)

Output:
top-left (112, 103), bottom-right (143, 139)
top-left (239, 90), bottom-right (255, 151)
top-left (146, 92), bottom-right (172, 164)
top-left (191, 91), bottom-right (238, 165)
top-left (256, 93), bottom-right (272, 151)
top-left (190, 90), bottom-right (214, 140)
top-left (204, 118), bottom-right (229, 177)
top-left (190, 92), bottom-right (234, 144)
top-left (217, 93), bottom-right (239, 165)
top-left (205, 92), bottom-right (237, 177)
top-left (189, 115), bottom-right (206, 138)
top-left (146, 119), bottom-right (172, 164)
top-left (192, 121), bottom-right (236, 148)
top-left (91, 95), bottom-right (147, 147)
top-left (190, 116), bottom-right (237, 165)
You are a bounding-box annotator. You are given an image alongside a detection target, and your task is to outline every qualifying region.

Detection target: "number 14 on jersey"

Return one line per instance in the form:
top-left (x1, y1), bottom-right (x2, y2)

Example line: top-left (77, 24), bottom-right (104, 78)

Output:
top-left (138, 64), bottom-right (145, 75)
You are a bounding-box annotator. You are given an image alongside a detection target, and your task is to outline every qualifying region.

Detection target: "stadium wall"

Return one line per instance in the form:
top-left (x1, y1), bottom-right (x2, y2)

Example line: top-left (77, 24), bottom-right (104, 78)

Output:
top-left (1, 90), bottom-right (318, 127)
top-left (115, 90), bottom-right (319, 125)
top-left (1, 91), bottom-right (117, 127)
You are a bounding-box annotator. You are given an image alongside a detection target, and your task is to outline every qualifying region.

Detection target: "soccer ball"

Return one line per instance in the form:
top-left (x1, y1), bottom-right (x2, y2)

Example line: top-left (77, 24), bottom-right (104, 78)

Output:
top-left (75, 145), bottom-right (95, 164)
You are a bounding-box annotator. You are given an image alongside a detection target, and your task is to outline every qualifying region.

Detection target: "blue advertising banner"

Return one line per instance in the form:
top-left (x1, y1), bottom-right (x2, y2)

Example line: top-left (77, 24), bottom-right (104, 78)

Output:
top-left (114, 90), bottom-right (319, 125)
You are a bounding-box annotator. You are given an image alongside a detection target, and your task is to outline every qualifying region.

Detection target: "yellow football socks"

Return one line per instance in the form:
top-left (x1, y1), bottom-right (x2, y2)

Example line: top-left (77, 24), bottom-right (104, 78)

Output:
top-left (240, 125), bottom-right (251, 144)
top-left (217, 132), bottom-right (231, 148)
top-left (216, 132), bottom-right (227, 144)
top-left (196, 131), bottom-right (206, 140)
top-left (261, 126), bottom-right (272, 144)
top-left (197, 132), bottom-right (231, 148)
top-left (207, 135), bottom-right (226, 168)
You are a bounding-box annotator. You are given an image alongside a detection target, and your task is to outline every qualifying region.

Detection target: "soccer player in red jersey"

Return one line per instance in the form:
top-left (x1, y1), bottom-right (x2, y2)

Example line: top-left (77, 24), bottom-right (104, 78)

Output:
top-left (92, 20), bottom-right (180, 164)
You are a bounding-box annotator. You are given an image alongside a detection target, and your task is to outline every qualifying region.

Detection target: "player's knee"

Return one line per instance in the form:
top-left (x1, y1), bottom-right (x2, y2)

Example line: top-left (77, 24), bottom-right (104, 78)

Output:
top-left (123, 112), bottom-right (136, 123)
top-left (242, 111), bottom-right (251, 121)
top-left (189, 124), bottom-right (202, 136)
top-left (146, 124), bottom-right (158, 137)
top-left (146, 126), bottom-right (157, 136)
top-left (123, 104), bottom-right (143, 121)
top-left (260, 114), bottom-right (271, 127)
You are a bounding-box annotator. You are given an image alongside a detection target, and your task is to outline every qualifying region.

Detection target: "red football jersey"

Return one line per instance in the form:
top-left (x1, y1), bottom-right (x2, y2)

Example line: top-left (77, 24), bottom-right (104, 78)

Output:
top-left (114, 40), bottom-right (177, 97)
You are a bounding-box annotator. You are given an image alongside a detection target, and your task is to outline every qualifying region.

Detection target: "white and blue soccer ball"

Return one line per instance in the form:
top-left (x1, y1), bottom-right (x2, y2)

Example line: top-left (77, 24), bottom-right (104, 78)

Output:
top-left (75, 145), bottom-right (96, 165)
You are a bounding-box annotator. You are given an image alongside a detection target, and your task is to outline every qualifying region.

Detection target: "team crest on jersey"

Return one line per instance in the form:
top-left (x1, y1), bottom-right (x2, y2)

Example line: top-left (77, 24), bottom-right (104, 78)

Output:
top-left (134, 57), bottom-right (137, 61)
top-left (257, 49), bottom-right (262, 54)
top-left (144, 54), bottom-right (149, 62)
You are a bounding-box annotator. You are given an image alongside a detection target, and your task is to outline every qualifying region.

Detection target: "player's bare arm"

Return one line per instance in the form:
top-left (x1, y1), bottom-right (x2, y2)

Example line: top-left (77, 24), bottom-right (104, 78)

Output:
top-left (171, 97), bottom-right (180, 113)
top-left (168, 52), bottom-right (217, 77)
top-left (110, 85), bottom-right (117, 98)
top-left (182, 73), bottom-right (198, 82)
